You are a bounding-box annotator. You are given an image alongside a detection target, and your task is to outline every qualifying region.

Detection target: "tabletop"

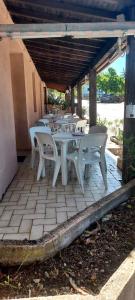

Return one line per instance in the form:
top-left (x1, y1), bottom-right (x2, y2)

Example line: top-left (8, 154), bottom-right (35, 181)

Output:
top-left (53, 132), bottom-right (85, 142)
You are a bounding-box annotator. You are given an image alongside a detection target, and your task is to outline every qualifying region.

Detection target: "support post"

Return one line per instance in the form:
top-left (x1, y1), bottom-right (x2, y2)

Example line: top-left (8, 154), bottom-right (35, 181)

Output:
top-left (44, 87), bottom-right (48, 114)
top-left (123, 7), bottom-right (135, 183)
top-left (71, 88), bottom-right (75, 114)
top-left (77, 82), bottom-right (82, 118)
top-left (89, 69), bottom-right (97, 128)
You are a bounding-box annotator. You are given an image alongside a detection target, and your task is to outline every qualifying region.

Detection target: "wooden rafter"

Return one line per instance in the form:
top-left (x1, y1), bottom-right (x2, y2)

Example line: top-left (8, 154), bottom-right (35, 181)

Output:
top-left (5, 0), bottom-right (118, 21)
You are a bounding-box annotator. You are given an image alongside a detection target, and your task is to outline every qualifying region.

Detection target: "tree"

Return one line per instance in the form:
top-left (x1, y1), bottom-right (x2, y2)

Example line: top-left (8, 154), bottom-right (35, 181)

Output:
top-left (97, 67), bottom-right (125, 96)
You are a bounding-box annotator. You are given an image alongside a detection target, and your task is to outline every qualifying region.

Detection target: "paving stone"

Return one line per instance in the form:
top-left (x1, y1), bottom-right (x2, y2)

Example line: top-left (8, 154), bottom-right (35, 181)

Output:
top-left (66, 199), bottom-right (76, 207)
top-left (39, 190), bottom-right (47, 196)
top-left (3, 233), bottom-right (29, 240)
top-left (57, 212), bottom-right (67, 224)
top-left (0, 220), bottom-right (10, 227)
top-left (5, 205), bottom-right (25, 211)
top-left (23, 214), bottom-right (45, 220)
top-left (47, 192), bottom-right (56, 199)
top-left (3, 191), bottom-right (12, 199)
top-left (19, 220), bottom-right (32, 233)
top-left (13, 209), bottom-right (35, 215)
top-left (46, 202), bottom-right (65, 208)
top-left (30, 225), bottom-right (43, 240)
top-left (56, 206), bottom-right (77, 212)
top-left (0, 227), bottom-right (18, 234)
top-left (44, 224), bottom-right (57, 232)
top-left (76, 202), bottom-right (87, 211)
top-left (0, 207), bottom-right (5, 215)
top-left (10, 215), bottom-right (22, 227)
top-left (36, 204), bottom-right (46, 213)
top-left (57, 195), bottom-right (65, 202)
top-left (1, 211), bottom-right (13, 221)
top-left (33, 218), bottom-right (56, 225)
top-left (23, 184), bottom-right (32, 191)
top-left (26, 200), bottom-right (37, 209)
top-left (9, 194), bottom-right (20, 202)
top-left (67, 211), bottom-right (77, 219)
top-left (46, 208), bottom-right (56, 219)
top-left (31, 187), bottom-right (39, 193)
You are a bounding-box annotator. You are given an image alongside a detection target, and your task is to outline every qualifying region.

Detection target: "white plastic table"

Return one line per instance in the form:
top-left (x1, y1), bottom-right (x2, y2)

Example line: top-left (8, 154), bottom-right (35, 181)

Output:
top-left (53, 132), bottom-right (84, 185)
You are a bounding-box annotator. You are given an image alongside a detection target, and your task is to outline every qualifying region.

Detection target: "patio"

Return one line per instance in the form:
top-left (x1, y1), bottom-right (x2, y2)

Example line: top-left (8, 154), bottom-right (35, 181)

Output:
top-left (0, 151), bottom-right (121, 241)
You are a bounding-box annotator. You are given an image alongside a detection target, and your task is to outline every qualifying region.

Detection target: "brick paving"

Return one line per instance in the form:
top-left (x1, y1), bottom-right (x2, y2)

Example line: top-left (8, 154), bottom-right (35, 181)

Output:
top-left (0, 152), bottom-right (121, 241)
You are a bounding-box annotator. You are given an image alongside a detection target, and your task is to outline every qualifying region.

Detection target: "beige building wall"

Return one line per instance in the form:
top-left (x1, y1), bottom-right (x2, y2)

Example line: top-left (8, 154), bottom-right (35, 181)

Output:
top-left (0, 0), bottom-right (45, 198)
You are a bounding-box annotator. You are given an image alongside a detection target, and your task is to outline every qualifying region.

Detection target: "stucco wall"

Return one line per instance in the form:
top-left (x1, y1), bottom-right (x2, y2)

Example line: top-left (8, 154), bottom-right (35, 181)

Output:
top-left (0, 1), bottom-right (45, 151)
top-left (0, 37), bottom-right (17, 199)
top-left (0, 0), bottom-right (45, 198)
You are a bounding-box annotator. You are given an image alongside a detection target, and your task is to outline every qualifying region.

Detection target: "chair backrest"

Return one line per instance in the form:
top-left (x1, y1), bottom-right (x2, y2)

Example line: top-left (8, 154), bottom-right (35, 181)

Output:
top-left (79, 133), bottom-right (107, 160)
top-left (35, 132), bottom-right (58, 160)
top-left (76, 119), bottom-right (87, 131)
top-left (39, 119), bottom-right (49, 125)
top-left (89, 125), bottom-right (107, 133)
top-left (29, 126), bottom-right (51, 149)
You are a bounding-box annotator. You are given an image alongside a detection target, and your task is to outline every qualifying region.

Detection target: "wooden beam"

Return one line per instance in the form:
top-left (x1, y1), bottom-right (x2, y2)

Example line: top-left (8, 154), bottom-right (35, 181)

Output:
top-left (89, 69), bottom-right (97, 127)
top-left (34, 61), bottom-right (83, 71)
top-left (72, 39), bottom-right (116, 86)
top-left (7, 5), bottom-right (81, 23)
top-left (27, 48), bottom-right (92, 62)
top-left (25, 41), bottom-right (93, 58)
top-left (26, 39), bottom-right (95, 54)
top-left (1, 22), bottom-right (135, 39)
top-left (123, 7), bottom-right (135, 183)
top-left (71, 88), bottom-right (75, 114)
top-left (30, 55), bottom-right (89, 68)
top-left (77, 82), bottom-right (82, 118)
top-left (5, 0), bottom-right (118, 21)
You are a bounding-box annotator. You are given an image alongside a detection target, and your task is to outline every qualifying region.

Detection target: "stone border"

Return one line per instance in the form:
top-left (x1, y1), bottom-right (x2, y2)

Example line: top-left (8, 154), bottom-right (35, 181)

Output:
top-left (0, 179), bottom-right (135, 266)
top-left (16, 249), bottom-right (135, 300)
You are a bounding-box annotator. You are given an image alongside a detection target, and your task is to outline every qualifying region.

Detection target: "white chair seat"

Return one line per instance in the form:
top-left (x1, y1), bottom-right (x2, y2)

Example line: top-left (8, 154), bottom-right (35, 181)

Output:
top-left (67, 150), bottom-right (100, 164)
top-left (35, 132), bottom-right (61, 187)
top-left (29, 126), bottom-right (51, 168)
top-left (67, 133), bottom-right (108, 193)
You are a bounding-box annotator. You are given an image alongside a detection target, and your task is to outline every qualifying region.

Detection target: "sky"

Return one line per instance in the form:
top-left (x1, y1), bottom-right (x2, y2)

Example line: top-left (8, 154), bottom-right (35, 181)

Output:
top-left (104, 53), bottom-right (126, 75)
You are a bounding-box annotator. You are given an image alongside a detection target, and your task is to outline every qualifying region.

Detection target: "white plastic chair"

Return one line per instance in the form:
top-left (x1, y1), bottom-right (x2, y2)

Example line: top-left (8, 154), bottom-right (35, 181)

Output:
top-left (67, 133), bottom-right (108, 194)
top-left (35, 132), bottom-right (61, 186)
top-left (39, 119), bottom-right (49, 126)
top-left (89, 125), bottom-right (107, 133)
top-left (76, 119), bottom-right (87, 132)
top-left (29, 126), bottom-right (51, 168)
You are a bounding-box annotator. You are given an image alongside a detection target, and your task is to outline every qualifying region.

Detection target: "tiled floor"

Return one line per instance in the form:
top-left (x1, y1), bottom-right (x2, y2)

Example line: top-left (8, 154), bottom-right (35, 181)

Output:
top-left (0, 151), bottom-right (121, 241)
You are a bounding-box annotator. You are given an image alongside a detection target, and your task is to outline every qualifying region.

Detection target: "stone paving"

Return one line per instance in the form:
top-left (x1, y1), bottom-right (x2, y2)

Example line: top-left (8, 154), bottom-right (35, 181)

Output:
top-left (0, 151), bottom-right (121, 241)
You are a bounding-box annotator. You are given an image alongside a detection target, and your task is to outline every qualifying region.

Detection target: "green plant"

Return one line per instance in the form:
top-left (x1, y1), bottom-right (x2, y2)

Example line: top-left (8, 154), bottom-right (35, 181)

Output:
top-left (124, 136), bottom-right (135, 180)
top-left (48, 89), bottom-right (69, 110)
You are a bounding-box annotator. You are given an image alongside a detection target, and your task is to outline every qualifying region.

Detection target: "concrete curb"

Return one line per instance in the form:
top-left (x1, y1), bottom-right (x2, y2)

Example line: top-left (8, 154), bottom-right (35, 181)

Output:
top-left (0, 179), bottom-right (135, 266)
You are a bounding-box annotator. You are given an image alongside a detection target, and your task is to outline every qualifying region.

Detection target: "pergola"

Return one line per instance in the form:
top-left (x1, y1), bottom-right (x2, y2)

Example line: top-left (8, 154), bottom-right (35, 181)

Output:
top-left (1, 0), bottom-right (135, 182)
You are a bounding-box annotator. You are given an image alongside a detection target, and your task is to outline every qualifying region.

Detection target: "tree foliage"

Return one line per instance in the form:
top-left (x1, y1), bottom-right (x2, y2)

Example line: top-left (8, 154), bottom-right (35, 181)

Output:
top-left (97, 67), bottom-right (125, 96)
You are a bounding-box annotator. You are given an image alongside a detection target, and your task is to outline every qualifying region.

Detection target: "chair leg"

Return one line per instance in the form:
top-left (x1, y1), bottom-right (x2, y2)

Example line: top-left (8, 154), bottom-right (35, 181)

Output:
top-left (52, 161), bottom-right (61, 187)
top-left (31, 149), bottom-right (36, 168)
top-left (74, 162), bottom-right (85, 194)
top-left (99, 161), bottom-right (108, 190)
top-left (41, 161), bottom-right (45, 178)
top-left (103, 155), bottom-right (107, 172)
top-left (37, 158), bottom-right (44, 181)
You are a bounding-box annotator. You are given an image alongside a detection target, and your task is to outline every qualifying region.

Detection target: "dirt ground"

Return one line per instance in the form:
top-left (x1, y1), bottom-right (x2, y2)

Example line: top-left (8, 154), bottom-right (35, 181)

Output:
top-left (0, 196), bottom-right (135, 299)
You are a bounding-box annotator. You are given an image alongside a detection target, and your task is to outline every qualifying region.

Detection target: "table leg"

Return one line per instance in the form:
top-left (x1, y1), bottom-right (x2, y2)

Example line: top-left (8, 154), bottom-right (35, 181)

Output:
top-left (61, 142), bottom-right (68, 185)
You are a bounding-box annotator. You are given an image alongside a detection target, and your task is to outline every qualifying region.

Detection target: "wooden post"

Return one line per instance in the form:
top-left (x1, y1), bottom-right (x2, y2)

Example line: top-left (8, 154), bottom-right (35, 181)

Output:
top-left (89, 69), bottom-right (97, 127)
top-left (123, 7), bottom-right (135, 182)
top-left (77, 82), bottom-right (82, 118)
top-left (44, 86), bottom-right (48, 114)
top-left (71, 88), bottom-right (74, 114)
